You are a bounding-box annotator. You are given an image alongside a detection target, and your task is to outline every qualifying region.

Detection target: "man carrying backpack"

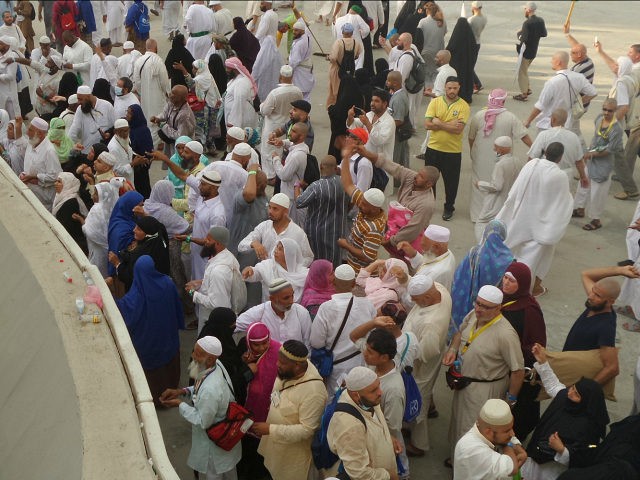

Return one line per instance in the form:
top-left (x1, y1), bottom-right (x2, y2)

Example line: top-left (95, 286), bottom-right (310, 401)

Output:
top-left (327, 22), bottom-right (362, 107)
top-left (393, 32), bottom-right (425, 128)
top-left (124, 0), bottom-right (150, 54)
top-left (327, 366), bottom-right (400, 480)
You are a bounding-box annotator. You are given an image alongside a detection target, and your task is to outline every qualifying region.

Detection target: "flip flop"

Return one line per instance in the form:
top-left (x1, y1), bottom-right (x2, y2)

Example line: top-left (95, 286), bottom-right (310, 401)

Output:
top-left (572, 208), bottom-right (585, 218)
top-left (513, 94), bottom-right (528, 101)
top-left (583, 220), bottom-right (602, 231)
top-left (615, 305), bottom-right (636, 318)
top-left (622, 320), bottom-right (640, 332)
top-left (533, 287), bottom-right (548, 298)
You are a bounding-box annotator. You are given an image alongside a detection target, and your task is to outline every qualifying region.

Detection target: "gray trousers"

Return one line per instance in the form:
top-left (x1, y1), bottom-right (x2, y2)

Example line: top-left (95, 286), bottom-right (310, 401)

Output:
top-left (615, 127), bottom-right (640, 194)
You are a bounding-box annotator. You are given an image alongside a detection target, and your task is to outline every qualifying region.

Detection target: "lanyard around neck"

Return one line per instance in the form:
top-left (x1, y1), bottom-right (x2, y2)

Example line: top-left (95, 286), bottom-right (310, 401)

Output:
top-left (461, 314), bottom-right (501, 354)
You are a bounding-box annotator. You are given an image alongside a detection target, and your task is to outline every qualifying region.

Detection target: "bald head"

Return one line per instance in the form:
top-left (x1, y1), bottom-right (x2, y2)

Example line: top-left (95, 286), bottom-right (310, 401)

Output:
top-left (146, 38), bottom-right (158, 53)
top-left (398, 32), bottom-right (413, 50)
top-left (570, 43), bottom-right (588, 63)
top-left (603, 98), bottom-right (618, 110)
top-left (170, 85), bottom-right (188, 106)
top-left (436, 49), bottom-right (451, 66)
top-left (320, 155), bottom-right (338, 176)
top-left (550, 108), bottom-right (568, 127)
top-left (386, 70), bottom-right (403, 90)
top-left (552, 51), bottom-right (570, 70)
top-left (596, 278), bottom-right (621, 300)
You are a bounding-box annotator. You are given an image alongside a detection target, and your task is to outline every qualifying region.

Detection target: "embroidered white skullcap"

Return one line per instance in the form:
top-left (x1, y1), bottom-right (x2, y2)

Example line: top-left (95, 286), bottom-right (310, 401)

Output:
top-left (477, 285), bottom-right (504, 305)
top-left (335, 264), bottom-right (356, 281)
top-left (232, 142), bottom-right (252, 156)
top-left (39, 35), bottom-right (51, 44)
top-left (269, 277), bottom-right (292, 294)
top-left (185, 140), bottom-right (203, 155)
top-left (201, 170), bottom-right (222, 186)
top-left (197, 336), bottom-right (223, 356)
top-left (424, 224), bottom-right (450, 242)
top-left (479, 399), bottom-right (513, 426)
top-left (30, 117), bottom-right (49, 132)
top-left (363, 188), bottom-right (385, 208)
top-left (346, 366), bottom-right (378, 391)
top-left (280, 64), bottom-right (293, 77)
top-left (68, 94), bottom-right (78, 104)
top-left (270, 192), bottom-right (290, 209)
top-left (209, 0), bottom-right (221, 5)
top-left (98, 152), bottom-right (116, 166)
top-left (293, 19), bottom-right (306, 31)
top-left (227, 126), bottom-right (245, 141)
top-left (0, 35), bottom-right (12, 45)
top-left (110, 176), bottom-right (126, 188)
top-left (494, 136), bottom-right (513, 148)
top-left (114, 118), bottom-right (129, 129)
top-left (77, 85), bottom-right (92, 95)
top-left (408, 274), bottom-right (434, 296)
top-left (123, 40), bottom-right (135, 50)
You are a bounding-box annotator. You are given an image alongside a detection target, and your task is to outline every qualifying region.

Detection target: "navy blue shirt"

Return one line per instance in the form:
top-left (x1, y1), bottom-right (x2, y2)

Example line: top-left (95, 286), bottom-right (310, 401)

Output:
top-left (563, 309), bottom-right (616, 351)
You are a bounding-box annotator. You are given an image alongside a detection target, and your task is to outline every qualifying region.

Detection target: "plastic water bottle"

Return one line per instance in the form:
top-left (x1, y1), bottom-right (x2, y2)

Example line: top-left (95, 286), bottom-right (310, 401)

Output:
top-left (453, 359), bottom-right (462, 374)
top-left (62, 271), bottom-right (72, 283)
top-left (512, 470), bottom-right (522, 480)
top-left (82, 271), bottom-right (94, 285)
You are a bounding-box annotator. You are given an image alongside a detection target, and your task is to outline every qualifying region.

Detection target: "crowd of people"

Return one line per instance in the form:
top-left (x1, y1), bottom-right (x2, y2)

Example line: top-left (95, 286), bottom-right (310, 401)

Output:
top-left (3, 1), bottom-right (640, 480)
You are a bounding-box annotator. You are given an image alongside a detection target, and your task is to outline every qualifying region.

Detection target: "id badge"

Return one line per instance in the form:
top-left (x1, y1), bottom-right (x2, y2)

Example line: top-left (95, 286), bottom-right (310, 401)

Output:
top-left (270, 390), bottom-right (280, 407)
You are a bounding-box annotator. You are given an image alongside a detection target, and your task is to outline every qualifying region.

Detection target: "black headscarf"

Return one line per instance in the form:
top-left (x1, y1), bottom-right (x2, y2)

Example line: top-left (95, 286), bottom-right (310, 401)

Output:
top-left (165, 34), bottom-right (195, 88)
top-left (328, 75), bottom-right (366, 159)
top-left (116, 216), bottom-right (171, 291)
top-left (208, 53), bottom-right (228, 96)
top-left (527, 377), bottom-right (610, 465)
top-left (230, 17), bottom-right (260, 72)
top-left (371, 58), bottom-right (390, 90)
top-left (198, 307), bottom-right (250, 404)
top-left (394, 0), bottom-right (416, 30)
top-left (52, 72), bottom-right (80, 117)
top-left (92, 78), bottom-right (113, 104)
top-left (446, 17), bottom-right (476, 103)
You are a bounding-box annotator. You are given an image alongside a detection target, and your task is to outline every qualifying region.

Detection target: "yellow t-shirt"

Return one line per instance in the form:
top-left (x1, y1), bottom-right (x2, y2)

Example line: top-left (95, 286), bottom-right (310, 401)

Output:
top-left (424, 96), bottom-right (470, 153)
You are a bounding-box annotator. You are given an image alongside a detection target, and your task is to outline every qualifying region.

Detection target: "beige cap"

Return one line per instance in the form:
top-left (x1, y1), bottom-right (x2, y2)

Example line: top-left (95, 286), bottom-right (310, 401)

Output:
top-left (479, 399), bottom-right (513, 426)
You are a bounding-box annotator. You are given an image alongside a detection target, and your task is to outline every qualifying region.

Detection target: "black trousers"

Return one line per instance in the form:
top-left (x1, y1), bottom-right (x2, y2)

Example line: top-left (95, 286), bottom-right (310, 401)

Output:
top-left (425, 147), bottom-right (461, 212)
top-left (373, 1), bottom-right (390, 46)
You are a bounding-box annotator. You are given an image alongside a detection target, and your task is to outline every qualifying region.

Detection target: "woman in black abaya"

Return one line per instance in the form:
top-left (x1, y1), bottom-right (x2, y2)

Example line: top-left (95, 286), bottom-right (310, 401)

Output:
top-left (165, 34), bottom-right (195, 88)
top-left (327, 75), bottom-right (365, 160)
top-left (446, 17), bottom-right (476, 103)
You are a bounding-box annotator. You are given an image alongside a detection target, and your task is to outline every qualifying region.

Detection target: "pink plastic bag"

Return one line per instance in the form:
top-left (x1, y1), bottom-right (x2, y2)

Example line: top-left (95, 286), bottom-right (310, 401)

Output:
top-left (83, 285), bottom-right (104, 309)
top-left (385, 201), bottom-right (423, 250)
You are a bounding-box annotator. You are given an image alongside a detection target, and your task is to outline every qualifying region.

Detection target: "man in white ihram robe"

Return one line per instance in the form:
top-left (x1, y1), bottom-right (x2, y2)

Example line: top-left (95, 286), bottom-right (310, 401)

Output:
top-left (496, 142), bottom-right (573, 296)
top-left (184, 1), bottom-right (215, 61)
top-left (104, 1), bottom-right (126, 45)
top-left (132, 42), bottom-right (171, 147)
top-left (288, 20), bottom-right (315, 102)
top-left (161, 0), bottom-right (182, 39)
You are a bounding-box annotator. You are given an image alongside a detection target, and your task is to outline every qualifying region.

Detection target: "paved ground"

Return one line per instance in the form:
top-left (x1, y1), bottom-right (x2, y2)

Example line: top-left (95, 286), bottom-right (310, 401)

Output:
top-left (37, 2), bottom-right (639, 478)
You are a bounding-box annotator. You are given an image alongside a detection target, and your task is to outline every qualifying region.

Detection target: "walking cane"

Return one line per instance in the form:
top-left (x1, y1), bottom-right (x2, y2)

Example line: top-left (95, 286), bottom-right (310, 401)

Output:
top-left (299, 12), bottom-right (329, 57)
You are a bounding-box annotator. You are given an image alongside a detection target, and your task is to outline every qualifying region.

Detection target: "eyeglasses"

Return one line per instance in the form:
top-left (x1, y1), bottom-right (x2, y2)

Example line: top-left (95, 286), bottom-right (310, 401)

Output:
top-left (474, 300), bottom-right (498, 310)
top-left (602, 108), bottom-right (615, 113)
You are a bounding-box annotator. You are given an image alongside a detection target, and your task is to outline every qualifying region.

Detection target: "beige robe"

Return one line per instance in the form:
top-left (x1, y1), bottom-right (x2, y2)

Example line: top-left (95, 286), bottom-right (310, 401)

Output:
top-left (402, 283), bottom-right (452, 451)
top-left (448, 312), bottom-right (524, 458)
top-left (327, 391), bottom-right (397, 480)
top-left (327, 36), bottom-right (362, 107)
top-left (258, 361), bottom-right (327, 480)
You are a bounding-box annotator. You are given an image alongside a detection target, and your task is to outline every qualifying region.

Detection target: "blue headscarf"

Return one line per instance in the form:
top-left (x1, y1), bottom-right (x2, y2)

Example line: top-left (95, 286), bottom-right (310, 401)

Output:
top-left (127, 104), bottom-right (154, 156)
top-left (116, 255), bottom-right (185, 370)
top-left (77, 0), bottom-right (96, 33)
top-left (450, 220), bottom-right (514, 333)
top-left (107, 190), bottom-right (144, 274)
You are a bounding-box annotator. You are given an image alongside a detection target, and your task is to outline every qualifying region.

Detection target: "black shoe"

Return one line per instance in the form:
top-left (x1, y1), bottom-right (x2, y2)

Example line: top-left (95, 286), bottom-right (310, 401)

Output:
top-left (618, 259), bottom-right (634, 267)
top-left (442, 210), bottom-right (453, 221)
top-left (150, 8), bottom-right (159, 16)
top-left (416, 153), bottom-right (425, 160)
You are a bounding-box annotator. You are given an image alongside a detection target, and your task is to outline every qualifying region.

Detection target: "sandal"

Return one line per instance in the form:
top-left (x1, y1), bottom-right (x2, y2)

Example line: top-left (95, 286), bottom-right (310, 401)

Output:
top-left (622, 320), bottom-right (640, 332)
top-left (533, 286), bottom-right (548, 298)
top-left (583, 220), bottom-right (602, 231)
top-left (572, 208), bottom-right (585, 218)
top-left (513, 94), bottom-right (528, 101)
top-left (614, 191), bottom-right (640, 200)
top-left (615, 305), bottom-right (636, 318)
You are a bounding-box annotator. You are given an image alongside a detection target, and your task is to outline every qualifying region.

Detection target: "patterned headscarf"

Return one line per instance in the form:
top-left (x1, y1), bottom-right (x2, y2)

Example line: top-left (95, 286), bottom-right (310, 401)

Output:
top-left (483, 88), bottom-right (508, 137)
top-left (224, 56), bottom-right (258, 98)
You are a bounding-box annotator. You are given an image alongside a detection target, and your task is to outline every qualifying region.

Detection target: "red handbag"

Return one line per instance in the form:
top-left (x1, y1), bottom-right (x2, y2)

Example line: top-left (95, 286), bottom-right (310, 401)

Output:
top-left (187, 92), bottom-right (206, 112)
top-left (206, 401), bottom-right (253, 450)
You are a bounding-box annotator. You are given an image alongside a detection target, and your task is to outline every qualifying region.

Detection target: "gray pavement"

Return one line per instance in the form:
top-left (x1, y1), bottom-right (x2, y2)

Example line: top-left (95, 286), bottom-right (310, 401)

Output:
top-left (107, 2), bottom-right (640, 478)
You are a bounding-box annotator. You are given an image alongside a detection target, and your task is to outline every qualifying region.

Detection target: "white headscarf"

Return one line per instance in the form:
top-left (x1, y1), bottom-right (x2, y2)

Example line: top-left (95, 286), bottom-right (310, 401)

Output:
top-left (143, 180), bottom-right (189, 236)
top-left (82, 182), bottom-right (118, 248)
top-left (0, 109), bottom-right (9, 145)
top-left (52, 172), bottom-right (88, 217)
top-left (251, 238), bottom-right (309, 302)
top-left (192, 58), bottom-right (221, 108)
top-left (616, 56), bottom-right (633, 78)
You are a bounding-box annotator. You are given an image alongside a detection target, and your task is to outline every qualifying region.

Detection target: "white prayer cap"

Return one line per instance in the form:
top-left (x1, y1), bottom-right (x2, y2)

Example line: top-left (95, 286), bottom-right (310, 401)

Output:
top-left (201, 170), bottom-right (222, 186)
top-left (98, 152), bottom-right (116, 166)
top-left (408, 274), bottom-right (434, 296)
top-left (209, 0), bottom-right (221, 5)
top-left (114, 118), bottom-right (129, 129)
top-left (68, 94), bottom-right (78, 105)
top-left (39, 35), bottom-right (51, 44)
top-left (346, 366), bottom-right (378, 391)
top-left (30, 117), bottom-right (49, 132)
top-left (494, 136), bottom-right (512, 148)
top-left (269, 277), bottom-right (292, 294)
top-left (227, 126), bottom-right (245, 141)
top-left (123, 40), bottom-right (135, 50)
top-left (524, 1), bottom-right (537, 10)
top-left (49, 55), bottom-right (63, 68)
top-left (280, 64), bottom-right (293, 77)
top-left (335, 264), bottom-right (356, 281)
top-left (424, 224), bottom-right (450, 242)
top-left (185, 140), bottom-right (203, 155)
top-left (197, 336), bottom-right (223, 356)
top-left (208, 226), bottom-right (229, 246)
top-left (0, 35), bottom-right (12, 46)
top-left (479, 399), bottom-right (513, 426)
top-left (270, 192), bottom-right (290, 209)
top-left (477, 285), bottom-right (504, 305)
top-left (232, 142), bottom-right (252, 156)
top-left (110, 176), bottom-right (126, 188)
top-left (77, 85), bottom-right (92, 95)
top-left (293, 19), bottom-right (306, 31)
top-left (363, 188), bottom-right (385, 208)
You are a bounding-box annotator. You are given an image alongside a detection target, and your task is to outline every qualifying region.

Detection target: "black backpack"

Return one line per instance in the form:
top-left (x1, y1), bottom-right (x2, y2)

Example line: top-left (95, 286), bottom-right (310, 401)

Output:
top-left (400, 51), bottom-right (427, 94)
top-left (303, 153), bottom-right (320, 186)
top-left (353, 155), bottom-right (389, 192)
top-left (338, 40), bottom-right (356, 80)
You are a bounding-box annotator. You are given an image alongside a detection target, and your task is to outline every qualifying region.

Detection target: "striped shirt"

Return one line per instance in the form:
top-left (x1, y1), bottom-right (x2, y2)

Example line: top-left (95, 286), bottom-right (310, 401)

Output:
top-left (295, 175), bottom-right (351, 268)
top-left (346, 189), bottom-right (387, 273)
top-left (572, 57), bottom-right (595, 84)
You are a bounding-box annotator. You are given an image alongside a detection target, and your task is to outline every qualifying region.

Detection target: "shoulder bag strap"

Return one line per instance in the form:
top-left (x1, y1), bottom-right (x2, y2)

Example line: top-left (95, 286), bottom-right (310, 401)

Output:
top-left (334, 402), bottom-right (367, 429)
top-left (400, 332), bottom-right (410, 364)
top-left (330, 296), bottom-right (355, 352)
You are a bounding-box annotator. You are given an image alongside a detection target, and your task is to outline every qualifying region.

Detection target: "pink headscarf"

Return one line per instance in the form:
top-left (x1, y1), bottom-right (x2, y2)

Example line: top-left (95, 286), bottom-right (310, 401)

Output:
top-left (483, 88), bottom-right (508, 137)
top-left (300, 259), bottom-right (336, 308)
top-left (245, 322), bottom-right (281, 422)
top-left (362, 259), bottom-right (409, 309)
top-left (224, 56), bottom-right (258, 99)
